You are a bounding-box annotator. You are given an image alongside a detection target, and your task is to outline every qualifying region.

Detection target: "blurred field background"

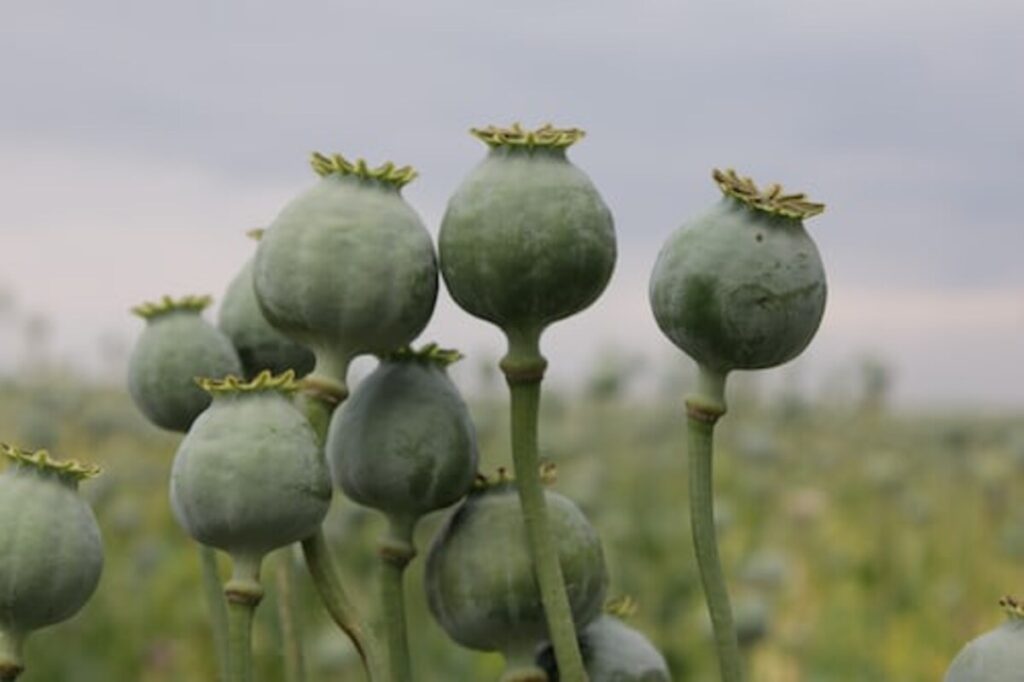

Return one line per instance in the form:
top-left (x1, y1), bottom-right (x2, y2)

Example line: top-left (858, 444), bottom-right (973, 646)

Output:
top-left (1, 296), bottom-right (1021, 681)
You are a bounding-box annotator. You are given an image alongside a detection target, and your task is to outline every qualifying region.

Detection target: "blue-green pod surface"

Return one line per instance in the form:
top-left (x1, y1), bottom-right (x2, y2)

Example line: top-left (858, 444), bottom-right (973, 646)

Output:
top-left (128, 295), bottom-right (242, 433)
top-left (438, 124), bottom-right (615, 355)
top-left (219, 231), bottom-right (315, 380)
top-left (649, 170), bottom-right (826, 373)
top-left (425, 479), bottom-right (607, 662)
top-left (538, 615), bottom-right (673, 682)
top-left (944, 598), bottom-right (1024, 682)
top-left (0, 445), bottom-right (103, 677)
top-left (253, 155), bottom-right (437, 395)
top-left (170, 372), bottom-right (331, 573)
top-left (327, 345), bottom-right (478, 522)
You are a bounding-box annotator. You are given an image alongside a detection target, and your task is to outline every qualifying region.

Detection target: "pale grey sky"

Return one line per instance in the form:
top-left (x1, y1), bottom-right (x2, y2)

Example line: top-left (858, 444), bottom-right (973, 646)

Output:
top-left (1, 1), bottom-right (1023, 407)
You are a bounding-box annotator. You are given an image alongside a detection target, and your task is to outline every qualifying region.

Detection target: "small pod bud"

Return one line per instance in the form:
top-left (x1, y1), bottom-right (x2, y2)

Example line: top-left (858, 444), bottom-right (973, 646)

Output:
top-left (128, 295), bottom-right (242, 432)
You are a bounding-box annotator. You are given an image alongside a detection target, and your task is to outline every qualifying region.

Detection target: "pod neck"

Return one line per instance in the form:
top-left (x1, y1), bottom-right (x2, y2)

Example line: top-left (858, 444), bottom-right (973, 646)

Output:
top-left (0, 628), bottom-right (24, 681)
top-left (488, 145), bottom-right (568, 162)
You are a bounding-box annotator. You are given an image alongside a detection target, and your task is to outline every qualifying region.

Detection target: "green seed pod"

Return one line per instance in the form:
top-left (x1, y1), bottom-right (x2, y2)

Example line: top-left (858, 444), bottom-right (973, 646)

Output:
top-left (0, 445), bottom-right (103, 678)
top-left (538, 615), bottom-right (673, 682)
top-left (128, 295), bottom-right (243, 433)
top-left (218, 230), bottom-right (315, 379)
top-left (326, 344), bottom-right (478, 523)
top-left (438, 124), bottom-right (615, 366)
top-left (425, 476), bottom-right (608, 663)
top-left (945, 597), bottom-right (1024, 682)
top-left (253, 154), bottom-right (438, 395)
top-left (170, 371), bottom-right (331, 579)
top-left (649, 169), bottom-right (826, 373)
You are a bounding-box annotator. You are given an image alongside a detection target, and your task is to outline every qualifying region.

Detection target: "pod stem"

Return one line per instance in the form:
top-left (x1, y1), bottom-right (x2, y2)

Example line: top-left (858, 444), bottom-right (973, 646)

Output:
top-left (275, 547), bottom-right (307, 682)
top-left (0, 629), bottom-right (24, 682)
top-left (224, 556), bottom-right (264, 682)
top-left (501, 333), bottom-right (587, 682)
top-left (501, 647), bottom-right (549, 682)
top-left (300, 390), bottom-right (384, 681)
top-left (379, 514), bottom-right (417, 682)
top-left (198, 545), bottom-right (230, 682)
top-left (686, 365), bottom-right (743, 682)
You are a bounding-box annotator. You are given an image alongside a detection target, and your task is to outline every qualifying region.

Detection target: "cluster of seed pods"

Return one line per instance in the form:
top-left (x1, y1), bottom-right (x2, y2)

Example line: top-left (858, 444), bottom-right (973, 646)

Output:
top-left (0, 121), bottom-right (999, 681)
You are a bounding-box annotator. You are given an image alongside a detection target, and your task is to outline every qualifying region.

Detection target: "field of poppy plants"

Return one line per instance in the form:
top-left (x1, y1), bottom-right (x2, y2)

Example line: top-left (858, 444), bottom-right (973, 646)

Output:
top-left (0, 124), bottom-right (1020, 682)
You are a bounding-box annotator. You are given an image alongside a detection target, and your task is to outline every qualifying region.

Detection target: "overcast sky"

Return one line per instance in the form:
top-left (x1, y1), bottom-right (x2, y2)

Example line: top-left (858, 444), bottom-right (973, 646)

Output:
top-left (1, 1), bottom-right (1023, 408)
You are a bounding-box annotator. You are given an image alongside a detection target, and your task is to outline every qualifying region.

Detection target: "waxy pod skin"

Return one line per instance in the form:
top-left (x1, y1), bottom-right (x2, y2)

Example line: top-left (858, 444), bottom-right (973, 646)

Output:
top-left (0, 445), bottom-right (104, 680)
top-left (649, 169), bottom-right (826, 374)
top-left (254, 154), bottom-right (437, 396)
top-left (128, 295), bottom-right (242, 433)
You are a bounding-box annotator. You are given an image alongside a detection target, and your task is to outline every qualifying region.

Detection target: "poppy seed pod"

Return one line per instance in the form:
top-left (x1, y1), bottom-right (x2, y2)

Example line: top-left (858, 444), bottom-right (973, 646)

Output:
top-left (0, 445), bottom-right (103, 679)
top-left (649, 169), bottom-right (826, 373)
top-left (218, 230), bottom-right (315, 379)
top-left (538, 615), bottom-right (673, 682)
top-left (439, 124), bottom-right (615, 368)
top-left (425, 477), bottom-right (608, 665)
top-left (170, 371), bottom-right (331, 584)
top-left (253, 154), bottom-right (438, 397)
top-left (128, 295), bottom-right (242, 432)
top-left (944, 597), bottom-right (1024, 682)
top-left (326, 344), bottom-right (478, 523)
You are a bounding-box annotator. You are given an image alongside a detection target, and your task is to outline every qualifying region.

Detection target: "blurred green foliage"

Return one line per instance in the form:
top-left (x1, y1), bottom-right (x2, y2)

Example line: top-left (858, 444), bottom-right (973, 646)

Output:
top-left (0, 360), bottom-right (1020, 682)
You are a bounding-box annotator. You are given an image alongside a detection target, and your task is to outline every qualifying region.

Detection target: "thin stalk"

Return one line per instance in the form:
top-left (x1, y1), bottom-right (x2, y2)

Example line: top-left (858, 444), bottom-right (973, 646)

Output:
top-left (686, 365), bottom-right (742, 682)
top-left (199, 545), bottom-right (230, 681)
top-left (0, 629), bottom-right (24, 682)
top-left (501, 330), bottom-right (586, 682)
top-left (275, 547), bottom-right (306, 682)
top-left (378, 514), bottom-right (416, 682)
top-left (302, 529), bottom-right (382, 680)
top-left (224, 555), bottom-right (264, 682)
top-left (297, 388), bottom-right (384, 681)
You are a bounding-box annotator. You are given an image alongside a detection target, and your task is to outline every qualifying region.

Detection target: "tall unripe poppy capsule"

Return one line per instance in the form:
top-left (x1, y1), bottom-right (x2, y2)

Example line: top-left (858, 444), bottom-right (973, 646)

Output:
top-left (254, 154), bottom-right (438, 398)
top-left (438, 123), bottom-right (616, 370)
top-left (649, 169), bottom-right (826, 374)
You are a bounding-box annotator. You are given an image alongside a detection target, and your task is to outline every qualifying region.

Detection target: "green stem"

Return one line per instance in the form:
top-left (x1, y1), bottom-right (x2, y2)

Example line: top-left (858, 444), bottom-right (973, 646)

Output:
top-left (379, 514), bottom-right (417, 682)
top-left (501, 331), bottom-right (586, 682)
top-left (224, 555), bottom-right (264, 682)
top-left (302, 529), bottom-right (382, 680)
top-left (0, 629), bottom-right (24, 682)
top-left (275, 547), bottom-right (306, 682)
top-left (686, 365), bottom-right (743, 682)
top-left (298, 389), bottom-right (383, 680)
top-left (199, 545), bottom-right (230, 681)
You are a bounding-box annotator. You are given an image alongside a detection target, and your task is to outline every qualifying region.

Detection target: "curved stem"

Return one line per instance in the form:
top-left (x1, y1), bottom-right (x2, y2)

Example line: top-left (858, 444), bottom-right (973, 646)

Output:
top-left (302, 529), bottom-right (382, 680)
top-left (686, 365), bottom-right (742, 682)
top-left (298, 390), bottom-right (383, 681)
top-left (275, 547), bottom-right (306, 682)
top-left (199, 545), bottom-right (230, 681)
top-left (224, 555), bottom-right (264, 682)
top-left (379, 514), bottom-right (416, 682)
top-left (502, 331), bottom-right (586, 682)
